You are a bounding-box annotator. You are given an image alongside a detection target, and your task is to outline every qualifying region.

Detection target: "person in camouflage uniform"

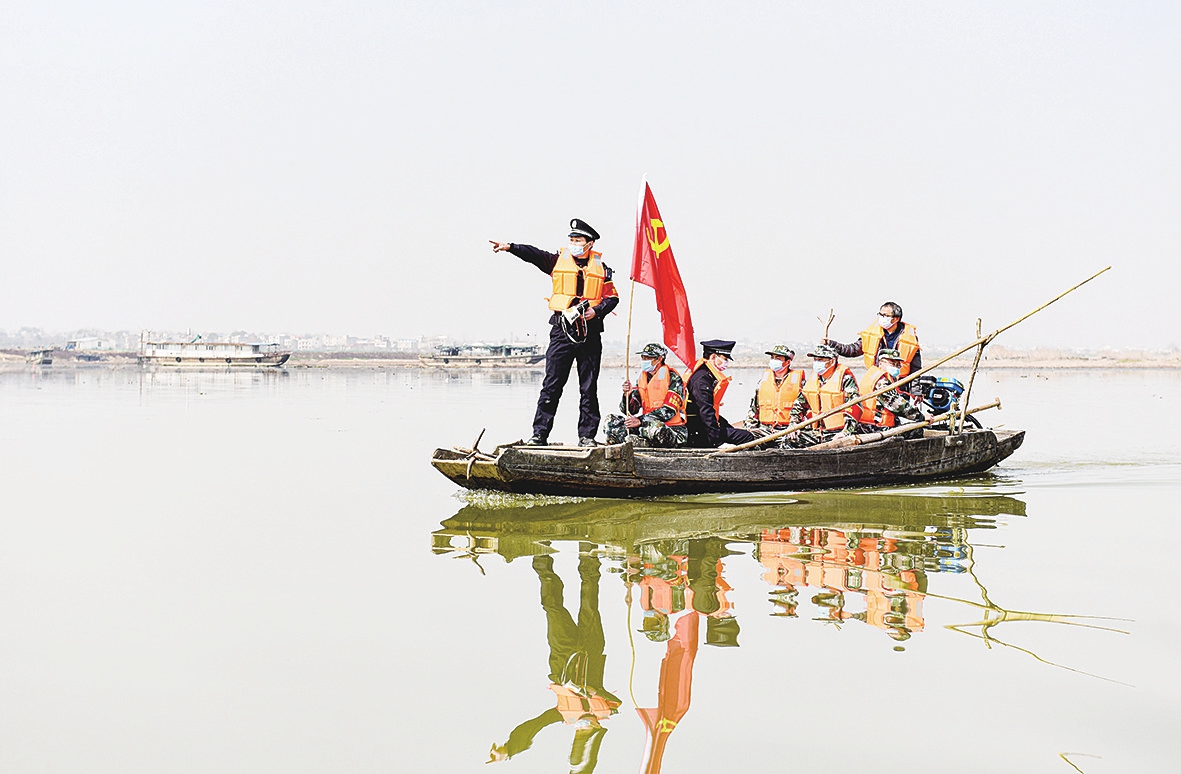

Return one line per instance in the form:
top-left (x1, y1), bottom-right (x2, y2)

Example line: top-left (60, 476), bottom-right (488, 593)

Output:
top-left (854, 348), bottom-right (924, 435)
top-left (744, 345), bottom-right (806, 448)
top-left (787, 343), bottom-right (860, 448)
top-left (604, 343), bottom-right (688, 448)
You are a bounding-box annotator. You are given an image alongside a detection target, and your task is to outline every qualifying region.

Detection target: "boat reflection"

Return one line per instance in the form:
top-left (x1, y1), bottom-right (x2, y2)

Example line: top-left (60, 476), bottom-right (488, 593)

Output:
top-left (434, 488), bottom-right (1123, 772)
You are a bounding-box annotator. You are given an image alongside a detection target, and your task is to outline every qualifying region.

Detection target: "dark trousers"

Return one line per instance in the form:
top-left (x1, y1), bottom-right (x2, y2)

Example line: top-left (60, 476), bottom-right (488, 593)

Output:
top-left (533, 324), bottom-right (603, 440)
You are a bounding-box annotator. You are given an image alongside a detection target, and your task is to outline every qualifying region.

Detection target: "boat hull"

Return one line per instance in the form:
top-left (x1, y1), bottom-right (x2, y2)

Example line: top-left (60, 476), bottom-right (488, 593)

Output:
top-left (418, 354), bottom-right (545, 367)
top-left (431, 428), bottom-right (1025, 497)
top-left (139, 352), bottom-right (290, 367)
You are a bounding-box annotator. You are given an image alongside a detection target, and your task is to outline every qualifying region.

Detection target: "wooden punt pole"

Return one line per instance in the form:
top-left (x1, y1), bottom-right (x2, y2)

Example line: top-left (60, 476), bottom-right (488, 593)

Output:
top-left (716, 266), bottom-right (1111, 454)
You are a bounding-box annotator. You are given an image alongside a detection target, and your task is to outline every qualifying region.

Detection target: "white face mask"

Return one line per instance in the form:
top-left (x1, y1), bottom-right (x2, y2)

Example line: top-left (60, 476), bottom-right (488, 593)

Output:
top-left (813, 360), bottom-right (830, 375)
top-left (714, 357), bottom-right (729, 372)
top-left (769, 358), bottom-right (788, 371)
top-left (641, 359), bottom-right (658, 374)
top-left (878, 315), bottom-right (896, 329)
top-left (569, 242), bottom-right (587, 257)
top-left (885, 365), bottom-right (901, 378)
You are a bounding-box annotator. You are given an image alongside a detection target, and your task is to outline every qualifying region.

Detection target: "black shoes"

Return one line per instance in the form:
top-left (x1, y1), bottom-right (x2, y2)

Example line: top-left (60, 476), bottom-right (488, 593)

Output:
top-left (524, 435), bottom-right (596, 447)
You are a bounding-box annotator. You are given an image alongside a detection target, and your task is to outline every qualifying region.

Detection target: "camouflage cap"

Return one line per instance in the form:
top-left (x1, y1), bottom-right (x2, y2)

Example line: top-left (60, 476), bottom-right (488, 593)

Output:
top-left (807, 343), bottom-right (839, 360)
top-left (764, 345), bottom-right (795, 360)
top-left (636, 342), bottom-right (667, 359)
top-left (877, 347), bottom-right (903, 362)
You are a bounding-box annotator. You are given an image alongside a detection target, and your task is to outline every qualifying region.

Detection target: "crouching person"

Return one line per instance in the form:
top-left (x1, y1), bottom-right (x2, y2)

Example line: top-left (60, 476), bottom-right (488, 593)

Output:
top-left (604, 343), bottom-right (688, 448)
top-left (854, 348), bottom-right (924, 435)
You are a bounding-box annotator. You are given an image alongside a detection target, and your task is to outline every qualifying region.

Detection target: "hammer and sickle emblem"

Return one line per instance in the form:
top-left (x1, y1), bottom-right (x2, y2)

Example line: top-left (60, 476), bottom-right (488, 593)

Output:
top-left (645, 218), bottom-right (670, 257)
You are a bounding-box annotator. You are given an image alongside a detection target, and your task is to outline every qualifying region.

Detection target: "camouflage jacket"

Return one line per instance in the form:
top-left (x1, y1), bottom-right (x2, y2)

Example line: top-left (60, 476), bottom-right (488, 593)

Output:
top-left (789, 368), bottom-right (860, 433)
top-left (620, 367), bottom-right (686, 424)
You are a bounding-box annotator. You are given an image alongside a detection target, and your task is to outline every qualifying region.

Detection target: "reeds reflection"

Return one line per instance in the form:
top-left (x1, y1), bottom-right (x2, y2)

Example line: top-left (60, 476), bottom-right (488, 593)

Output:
top-left (433, 490), bottom-right (1124, 772)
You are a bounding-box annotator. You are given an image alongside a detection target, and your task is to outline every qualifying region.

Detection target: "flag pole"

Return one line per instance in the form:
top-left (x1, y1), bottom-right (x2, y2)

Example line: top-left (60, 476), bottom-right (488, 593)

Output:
top-left (625, 278), bottom-right (636, 385)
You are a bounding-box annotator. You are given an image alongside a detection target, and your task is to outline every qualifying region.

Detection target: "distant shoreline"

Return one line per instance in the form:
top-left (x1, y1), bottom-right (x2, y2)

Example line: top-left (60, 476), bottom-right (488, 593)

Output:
top-left (2, 348), bottom-right (1180, 371)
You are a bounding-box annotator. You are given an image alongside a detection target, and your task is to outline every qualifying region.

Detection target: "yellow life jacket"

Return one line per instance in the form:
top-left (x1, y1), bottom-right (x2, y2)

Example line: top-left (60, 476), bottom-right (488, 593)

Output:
top-left (757, 369), bottom-right (805, 425)
top-left (639, 364), bottom-right (686, 426)
top-left (858, 322), bottom-right (921, 376)
top-left (857, 366), bottom-right (897, 428)
top-left (548, 249), bottom-right (606, 312)
top-left (689, 358), bottom-right (729, 417)
top-left (802, 365), bottom-right (855, 431)
top-left (549, 683), bottom-right (620, 723)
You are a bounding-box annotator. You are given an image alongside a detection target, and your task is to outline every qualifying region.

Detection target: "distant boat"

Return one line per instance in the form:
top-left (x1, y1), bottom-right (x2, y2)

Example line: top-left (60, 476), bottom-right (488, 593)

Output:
top-left (139, 338), bottom-right (290, 367)
top-left (419, 343), bottom-right (544, 367)
top-left (26, 348), bottom-right (53, 366)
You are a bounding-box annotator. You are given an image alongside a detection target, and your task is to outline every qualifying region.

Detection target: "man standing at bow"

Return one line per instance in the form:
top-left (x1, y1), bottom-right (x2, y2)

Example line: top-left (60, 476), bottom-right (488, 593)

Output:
top-left (491, 219), bottom-right (620, 447)
top-left (825, 301), bottom-right (922, 376)
top-left (685, 340), bottom-right (757, 448)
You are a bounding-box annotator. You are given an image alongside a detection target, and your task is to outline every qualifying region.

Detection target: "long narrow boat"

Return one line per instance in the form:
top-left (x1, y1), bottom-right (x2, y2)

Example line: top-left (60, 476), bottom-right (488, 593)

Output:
top-left (430, 427), bottom-right (1025, 497)
top-left (138, 339), bottom-right (290, 367)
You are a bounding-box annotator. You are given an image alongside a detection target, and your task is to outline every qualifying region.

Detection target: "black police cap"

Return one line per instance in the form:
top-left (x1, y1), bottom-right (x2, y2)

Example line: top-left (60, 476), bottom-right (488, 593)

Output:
top-left (569, 218), bottom-right (600, 241)
top-left (700, 339), bottom-right (736, 359)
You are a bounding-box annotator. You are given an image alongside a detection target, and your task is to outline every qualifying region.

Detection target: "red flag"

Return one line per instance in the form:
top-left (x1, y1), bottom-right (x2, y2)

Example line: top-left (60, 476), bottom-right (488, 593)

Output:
top-left (631, 181), bottom-right (696, 368)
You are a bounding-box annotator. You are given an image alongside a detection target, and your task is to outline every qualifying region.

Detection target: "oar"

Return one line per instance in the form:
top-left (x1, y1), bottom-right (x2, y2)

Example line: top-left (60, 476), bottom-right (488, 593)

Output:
top-left (716, 266), bottom-right (1110, 454)
top-left (804, 399), bottom-right (1001, 451)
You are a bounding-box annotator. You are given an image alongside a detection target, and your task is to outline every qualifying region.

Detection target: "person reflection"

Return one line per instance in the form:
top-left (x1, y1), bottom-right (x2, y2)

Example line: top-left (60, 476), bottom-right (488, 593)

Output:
top-left (488, 549), bottom-right (621, 773)
top-left (633, 537), bottom-right (739, 774)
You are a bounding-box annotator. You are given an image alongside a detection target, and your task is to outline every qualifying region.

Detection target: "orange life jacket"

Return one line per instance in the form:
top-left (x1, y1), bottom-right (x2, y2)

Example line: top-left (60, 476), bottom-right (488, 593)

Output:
top-left (639, 364), bottom-right (686, 426)
top-left (549, 683), bottom-right (620, 723)
top-left (858, 322), bottom-right (921, 376)
top-left (689, 359), bottom-right (729, 416)
top-left (802, 365), bottom-right (856, 431)
top-left (548, 249), bottom-right (606, 311)
top-left (857, 367), bottom-right (898, 428)
top-left (757, 369), bottom-right (805, 425)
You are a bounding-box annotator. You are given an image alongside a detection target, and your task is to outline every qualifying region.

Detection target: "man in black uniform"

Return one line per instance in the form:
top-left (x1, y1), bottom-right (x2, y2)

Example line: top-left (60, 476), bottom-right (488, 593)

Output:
top-left (685, 339), bottom-right (757, 448)
top-left (490, 219), bottom-right (620, 446)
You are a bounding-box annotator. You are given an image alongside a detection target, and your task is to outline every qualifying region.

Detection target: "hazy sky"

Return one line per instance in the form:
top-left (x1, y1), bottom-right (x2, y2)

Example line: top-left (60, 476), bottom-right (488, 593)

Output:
top-left (2, 1), bottom-right (1177, 350)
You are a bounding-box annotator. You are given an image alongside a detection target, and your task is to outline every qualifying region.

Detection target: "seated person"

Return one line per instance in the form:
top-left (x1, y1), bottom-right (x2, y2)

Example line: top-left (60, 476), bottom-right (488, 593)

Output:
top-left (787, 344), bottom-right (860, 447)
top-left (854, 348), bottom-right (924, 434)
top-left (604, 342), bottom-right (688, 448)
top-left (825, 300), bottom-right (921, 376)
top-left (685, 339), bottom-right (757, 448)
top-left (745, 345), bottom-right (805, 445)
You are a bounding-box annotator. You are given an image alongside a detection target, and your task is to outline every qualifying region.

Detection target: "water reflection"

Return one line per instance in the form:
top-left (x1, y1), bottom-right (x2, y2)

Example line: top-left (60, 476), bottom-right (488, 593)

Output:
top-left (488, 552), bottom-right (621, 770)
top-left (434, 490), bottom-right (1125, 771)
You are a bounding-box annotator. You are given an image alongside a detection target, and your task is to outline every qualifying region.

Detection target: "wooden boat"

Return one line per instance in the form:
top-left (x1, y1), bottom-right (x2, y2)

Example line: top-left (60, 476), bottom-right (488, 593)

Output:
top-left (418, 342), bottom-right (544, 367)
top-left (431, 427), bottom-right (1025, 497)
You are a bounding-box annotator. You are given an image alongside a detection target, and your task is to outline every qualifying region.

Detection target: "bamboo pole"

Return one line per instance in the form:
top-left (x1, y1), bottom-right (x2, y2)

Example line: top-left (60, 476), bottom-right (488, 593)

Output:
top-left (957, 318), bottom-right (986, 434)
top-left (625, 278), bottom-right (636, 386)
top-left (818, 308), bottom-right (835, 340)
top-left (716, 266), bottom-right (1110, 454)
top-left (805, 398), bottom-right (1001, 450)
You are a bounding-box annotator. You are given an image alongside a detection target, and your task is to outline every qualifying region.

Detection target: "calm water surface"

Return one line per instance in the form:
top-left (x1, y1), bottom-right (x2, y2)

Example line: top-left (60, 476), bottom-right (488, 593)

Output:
top-left (0, 366), bottom-right (1177, 773)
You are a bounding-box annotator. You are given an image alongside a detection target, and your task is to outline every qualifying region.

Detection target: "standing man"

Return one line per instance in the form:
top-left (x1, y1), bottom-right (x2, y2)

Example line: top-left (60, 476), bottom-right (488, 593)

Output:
top-left (788, 343), bottom-right (860, 447)
top-left (745, 344), bottom-right (805, 442)
top-left (604, 342), bottom-right (688, 448)
top-left (685, 340), bottom-right (757, 448)
top-left (490, 219), bottom-right (619, 446)
top-left (825, 301), bottom-right (922, 376)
